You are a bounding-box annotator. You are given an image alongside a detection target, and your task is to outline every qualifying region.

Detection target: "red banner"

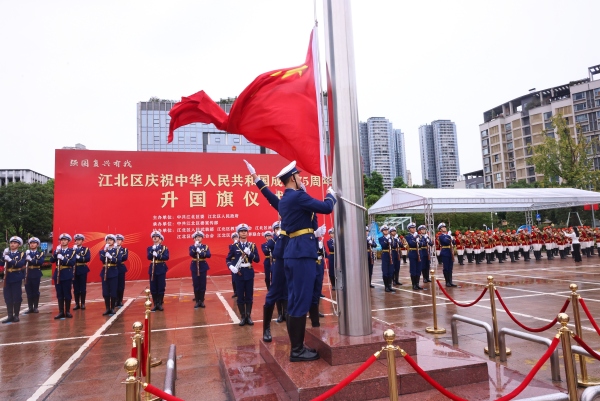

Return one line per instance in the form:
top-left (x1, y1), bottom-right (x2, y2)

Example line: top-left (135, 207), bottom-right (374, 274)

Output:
top-left (54, 150), bottom-right (331, 282)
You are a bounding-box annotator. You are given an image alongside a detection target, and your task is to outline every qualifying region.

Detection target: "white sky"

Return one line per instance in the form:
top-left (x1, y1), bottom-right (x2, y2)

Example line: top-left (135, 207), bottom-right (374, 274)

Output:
top-left (1, 0), bottom-right (598, 184)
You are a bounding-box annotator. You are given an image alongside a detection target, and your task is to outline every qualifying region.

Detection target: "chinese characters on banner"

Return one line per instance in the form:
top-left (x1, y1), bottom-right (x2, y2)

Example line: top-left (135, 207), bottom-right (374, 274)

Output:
top-left (54, 149), bottom-right (330, 282)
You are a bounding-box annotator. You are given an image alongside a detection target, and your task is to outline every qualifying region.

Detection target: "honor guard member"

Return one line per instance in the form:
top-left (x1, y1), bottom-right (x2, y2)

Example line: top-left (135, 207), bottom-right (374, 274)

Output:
top-left (404, 224), bottom-right (423, 290)
top-left (23, 237), bottom-right (44, 314)
top-left (244, 160), bottom-right (291, 339)
top-left (115, 234), bottom-right (129, 307)
top-left (2, 236), bottom-right (26, 323)
top-left (278, 161), bottom-right (336, 362)
top-left (99, 234), bottom-right (119, 315)
top-left (230, 232), bottom-right (239, 298)
top-left (310, 225), bottom-right (327, 327)
top-left (367, 228), bottom-right (377, 288)
top-left (227, 223), bottom-right (260, 326)
top-left (51, 233), bottom-right (76, 319)
top-left (189, 230), bottom-right (211, 308)
top-left (261, 231), bottom-right (274, 290)
top-left (378, 226), bottom-right (395, 292)
top-left (326, 228), bottom-right (336, 290)
top-left (148, 230), bottom-right (169, 311)
top-left (438, 223), bottom-right (458, 287)
top-left (390, 227), bottom-right (402, 286)
top-left (72, 234), bottom-right (91, 310)
top-left (417, 225), bottom-right (433, 284)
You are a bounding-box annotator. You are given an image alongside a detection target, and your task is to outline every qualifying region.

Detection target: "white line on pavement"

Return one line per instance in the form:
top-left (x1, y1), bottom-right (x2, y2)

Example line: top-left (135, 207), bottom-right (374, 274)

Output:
top-left (216, 291), bottom-right (240, 324)
top-left (26, 298), bottom-right (134, 401)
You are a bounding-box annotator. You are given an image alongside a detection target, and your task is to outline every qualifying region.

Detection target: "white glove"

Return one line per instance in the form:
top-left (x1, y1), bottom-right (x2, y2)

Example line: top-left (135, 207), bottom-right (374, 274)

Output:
top-left (318, 255), bottom-right (323, 260)
top-left (3, 248), bottom-right (8, 255)
top-left (26, 255), bottom-right (32, 261)
top-left (424, 234), bottom-right (429, 238)
top-left (104, 244), bottom-right (109, 250)
top-left (152, 251), bottom-right (158, 257)
top-left (26, 249), bottom-right (31, 255)
top-left (244, 247), bottom-right (251, 256)
top-left (228, 264), bottom-right (239, 274)
top-left (73, 245), bottom-right (79, 250)
top-left (243, 159), bottom-right (256, 175)
top-left (318, 241), bottom-right (323, 249)
top-left (4, 255), bottom-right (11, 262)
top-left (194, 241), bottom-right (200, 246)
top-left (152, 245), bottom-right (158, 250)
top-left (386, 234), bottom-right (390, 239)
top-left (57, 254), bottom-right (64, 260)
top-left (327, 186), bottom-right (337, 197)
top-left (105, 253), bottom-right (112, 260)
top-left (316, 224), bottom-right (326, 238)
top-left (196, 247), bottom-right (201, 253)
top-left (76, 255), bottom-right (81, 259)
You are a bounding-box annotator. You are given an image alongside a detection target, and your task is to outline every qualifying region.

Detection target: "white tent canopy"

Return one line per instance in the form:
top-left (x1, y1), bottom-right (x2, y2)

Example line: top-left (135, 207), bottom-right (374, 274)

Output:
top-left (368, 188), bottom-right (600, 215)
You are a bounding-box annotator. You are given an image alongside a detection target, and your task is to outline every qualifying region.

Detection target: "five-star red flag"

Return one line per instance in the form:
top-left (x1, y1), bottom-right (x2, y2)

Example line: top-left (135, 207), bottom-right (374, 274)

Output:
top-left (168, 29), bottom-right (325, 176)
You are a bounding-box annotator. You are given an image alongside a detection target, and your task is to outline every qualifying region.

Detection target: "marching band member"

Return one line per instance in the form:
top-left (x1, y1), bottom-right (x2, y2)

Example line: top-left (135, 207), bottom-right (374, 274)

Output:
top-left (473, 231), bottom-right (482, 264)
top-left (147, 230), bottom-right (169, 312)
top-left (495, 230), bottom-right (505, 263)
top-left (378, 225), bottom-right (395, 292)
top-left (99, 234), bottom-right (119, 316)
top-left (455, 231), bottom-right (464, 265)
top-left (438, 223), bottom-right (458, 287)
top-left (189, 230), bottom-right (211, 309)
top-left (23, 237), bottom-right (44, 314)
top-left (484, 230), bottom-right (494, 264)
top-left (50, 233), bottom-right (76, 319)
top-left (227, 223), bottom-right (260, 327)
top-left (465, 231), bottom-right (474, 263)
top-left (72, 234), bottom-right (91, 310)
top-left (2, 236), bottom-right (26, 323)
top-left (404, 223), bottom-right (423, 290)
top-left (543, 227), bottom-right (555, 260)
top-left (115, 234), bottom-right (129, 308)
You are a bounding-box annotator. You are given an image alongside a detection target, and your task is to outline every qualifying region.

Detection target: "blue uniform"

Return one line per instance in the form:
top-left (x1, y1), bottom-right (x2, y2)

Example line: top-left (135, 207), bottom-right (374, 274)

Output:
top-left (378, 235), bottom-right (393, 278)
top-left (439, 233), bottom-right (455, 280)
top-left (391, 237), bottom-right (401, 279)
top-left (261, 240), bottom-right (274, 290)
top-left (116, 246), bottom-right (129, 305)
top-left (24, 249), bottom-right (45, 301)
top-left (418, 235), bottom-right (433, 281)
top-left (99, 247), bottom-right (119, 298)
top-left (227, 241), bottom-right (260, 305)
top-left (189, 243), bottom-right (211, 296)
top-left (72, 246), bottom-right (91, 302)
top-left (279, 188), bottom-right (336, 317)
top-left (51, 247), bottom-right (76, 301)
top-left (147, 244), bottom-right (169, 302)
top-left (367, 236), bottom-right (377, 284)
top-left (326, 238), bottom-right (335, 288)
top-left (404, 234), bottom-right (419, 276)
top-left (313, 240), bottom-right (325, 305)
top-left (3, 250), bottom-right (26, 305)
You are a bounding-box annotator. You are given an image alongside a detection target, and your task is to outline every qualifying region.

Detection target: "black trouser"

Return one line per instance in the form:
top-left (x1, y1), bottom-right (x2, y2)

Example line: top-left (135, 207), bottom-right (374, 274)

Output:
top-left (573, 244), bottom-right (582, 262)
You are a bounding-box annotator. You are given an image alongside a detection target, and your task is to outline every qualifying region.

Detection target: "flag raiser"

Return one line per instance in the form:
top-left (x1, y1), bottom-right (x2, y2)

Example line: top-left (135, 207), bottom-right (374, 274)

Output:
top-left (168, 28), bottom-right (327, 177)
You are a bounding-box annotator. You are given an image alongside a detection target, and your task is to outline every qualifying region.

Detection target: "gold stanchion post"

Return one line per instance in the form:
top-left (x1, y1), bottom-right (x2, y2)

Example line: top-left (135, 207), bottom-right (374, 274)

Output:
top-left (569, 284), bottom-right (599, 387)
top-left (426, 270), bottom-right (446, 334)
top-left (133, 321), bottom-right (143, 379)
top-left (144, 289), bottom-right (162, 368)
top-left (123, 358), bottom-right (140, 401)
top-left (484, 276), bottom-right (510, 356)
top-left (143, 290), bottom-right (159, 401)
top-left (558, 313), bottom-right (578, 401)
top-left (383, 329), bottom-right (399, 401)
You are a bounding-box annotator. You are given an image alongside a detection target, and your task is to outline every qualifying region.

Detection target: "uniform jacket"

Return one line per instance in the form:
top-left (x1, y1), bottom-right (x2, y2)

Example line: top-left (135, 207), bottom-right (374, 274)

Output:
top-left (438, 233), bottom-right (455, 257)
top-left (147, 244), bottom-right (169, 276)
top-left (226, 241), bottom-right (260, 280)
top-left (99, 247), bottom-right (120, 279)
top-left (404, 233), bottom-right (419, 259)
top-left (116, 246), bottom-right (129, 274)
top-left (4, 249), bottom-right (26, 283)
top-left (189, 243), bottom-right (211, 274)
top-left (51, 246), bottom-right (76, 281)
top-left (25, 249), bottom-right (45, 280)
top-left (261, 239), bottom-right (274, 269)
top-left (73, 245), bottom-right (91, 275)
top-left (255, 179), bottom-right (288, 260)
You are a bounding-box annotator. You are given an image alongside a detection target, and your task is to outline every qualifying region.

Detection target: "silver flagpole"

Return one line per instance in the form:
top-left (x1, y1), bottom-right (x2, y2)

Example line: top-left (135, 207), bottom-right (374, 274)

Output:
top-left (323, 0), bottom-right (372, 336)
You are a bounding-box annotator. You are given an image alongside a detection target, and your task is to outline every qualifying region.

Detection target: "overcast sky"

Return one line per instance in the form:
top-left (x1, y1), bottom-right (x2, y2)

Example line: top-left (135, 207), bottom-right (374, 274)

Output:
top-left (1, 0), bottom-right (598, 184)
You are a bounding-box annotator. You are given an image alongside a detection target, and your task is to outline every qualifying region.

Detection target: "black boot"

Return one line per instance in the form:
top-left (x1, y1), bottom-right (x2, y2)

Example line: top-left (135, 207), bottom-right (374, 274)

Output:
top-left (412, 276), bottom-right (423, 290)
top-left (23, 298), bottom-right (34, 314)
top-left (65, 300), bottom-right (73, 318)
top-left (246, 303), bottom-right (254, 326)
top-left (3, 303), bottom-right (14, 323)
top-left (103, 297), bottom-right (112, 315)
top-left (288, 315), bottom-right (319, 362)
top-left (73, 293), bottom-right (81, 310)
top-left (263, 304), bottom-right (275, 342)
top-left (194, 291), bottom-right (201, 308)
top-left (393, 271), bottom-right (400, 285)
top-left (402, 256), bottom-right (407, 263)
top-left (281, 300), bottom-right (287, 322)
top-left (447, 271), bottom-right (459, 287)
top-left (318, 299), bottom-right (324, 317)
top-left (476, 253), bottom-right (480, 264)
top-left (238, 304), bottom-right (246, 326)
top-left (509, 252), bottom-right (515, 263)
top-left (109, 297), bottom-right (117, 315)
top-left (157, 294), bottom-right (164, 311)
top-left (265, 278), bottom-right (271, 291)
top-left (275, 300), bottom-right (284, 323)
top-left (423, 270), bottom-right (431, 283)
top-left (54, 299), bottom-right (65, 319)
top-left (309, 303), bottom-right (320, 327)
top-left (33, 296), bottom-right (39, 313)
top-left (199, 291), bottom-right (205, 308)
top-left (458, 255), bottom-right (464, 265)
top-left (80, 293), bottom-right (86, 310)
top-left (384, 277), bottom-right (392, 292)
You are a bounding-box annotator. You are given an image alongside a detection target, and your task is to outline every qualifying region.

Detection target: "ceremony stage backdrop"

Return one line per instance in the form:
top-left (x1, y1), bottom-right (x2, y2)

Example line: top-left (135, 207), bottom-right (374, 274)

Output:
top-left (54, 149), bottom-right (330, 282)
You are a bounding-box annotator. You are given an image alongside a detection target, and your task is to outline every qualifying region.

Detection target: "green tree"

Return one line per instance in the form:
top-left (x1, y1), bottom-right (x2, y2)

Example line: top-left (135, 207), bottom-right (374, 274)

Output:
top-left (393, 176), bottom-right (407, 188)
top-left (0, 180), bottom-right (54, 242)
top-left (364, 171), bottom-right (385, 197)
top-left (530, 114), bottom-right (600, 189)
top-left (507, 180), bottom-right (541, 188)
top-left (412, 179), bottom-right (435, 188)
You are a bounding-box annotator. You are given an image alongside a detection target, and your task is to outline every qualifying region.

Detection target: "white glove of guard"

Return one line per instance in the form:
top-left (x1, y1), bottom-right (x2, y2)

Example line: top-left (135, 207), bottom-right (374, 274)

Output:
top-left (26, 249), bottom-right (30, 255)
top-left (194, 241), bottom-right (200, 246)
top-left (327, 186), bottom-right (336, 197)
top-left (318, 241), bottom-right (323, 249)
top-left (76, 255), bottom-right (81, 259)
top-left (316, 224), bottom-right (327, 238)
top-left (244, 247), bottom-right (251, 256)
top-left (26, 255), bottom-right (32, 261)
top-left (57, 254), bottom-right (64, 260)
top-left (3, 248), bottom-right (8, 255)
top-left (196, 247), bottom-right (201, 253)
top-left (152, 245), bottom-right (158, 250)
top-left (104, 244), bottom-right (109, 250)
top-left (105, 253), bottom-right (112, 260)
top-left (243, 159), bottom-right (256, 175)
top-left (386, 234), bottom-right (390, 239)
top-left (228, 264), bottom-right (239, 274)
top-left (4, 255), bottom-right (11, 262)
top-left (424, 234), bottom-right (429, 238)
top-left (152, 251), bottom-right (158, 257)
top-left (73, 245), bottom-right (79, 250)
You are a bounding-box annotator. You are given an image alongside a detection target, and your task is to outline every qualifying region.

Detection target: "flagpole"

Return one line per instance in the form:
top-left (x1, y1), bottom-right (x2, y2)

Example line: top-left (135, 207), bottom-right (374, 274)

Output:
top-left (323, 0), bottom-right (372, 336)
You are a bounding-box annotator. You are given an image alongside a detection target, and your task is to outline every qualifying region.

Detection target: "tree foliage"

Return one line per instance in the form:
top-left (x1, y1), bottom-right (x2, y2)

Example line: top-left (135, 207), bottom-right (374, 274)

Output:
top-left (363, 172), bottom-right (386, 209)
top-left (0, 180), bottom-right (54, 242)
top-left (393, 176), bottom-right (407, 188)
top-left (530, 114), bottom-right (600, 189)
top-left (411, 179), bottom-right (435, 188)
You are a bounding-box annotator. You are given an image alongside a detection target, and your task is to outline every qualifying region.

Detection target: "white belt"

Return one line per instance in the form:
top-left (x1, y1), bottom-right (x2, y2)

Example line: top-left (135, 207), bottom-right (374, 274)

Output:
top-left (240, 263), bottom-right (251, 267)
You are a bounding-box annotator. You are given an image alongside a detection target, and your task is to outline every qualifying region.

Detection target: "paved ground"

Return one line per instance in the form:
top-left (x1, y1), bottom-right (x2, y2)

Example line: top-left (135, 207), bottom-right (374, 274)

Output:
top-left (1, 255), bottom-right (600, 400)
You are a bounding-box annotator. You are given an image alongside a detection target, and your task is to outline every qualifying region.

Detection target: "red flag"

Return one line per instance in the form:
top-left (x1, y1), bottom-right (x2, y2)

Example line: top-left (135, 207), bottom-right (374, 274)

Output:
top-left (168, 30), bottom-right (324, 176)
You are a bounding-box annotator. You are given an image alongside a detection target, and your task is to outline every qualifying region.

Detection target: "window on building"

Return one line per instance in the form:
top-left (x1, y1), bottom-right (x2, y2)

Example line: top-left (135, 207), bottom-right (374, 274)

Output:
top-left (573, 92), bottom-right (586, 101)
top-left (506, 133), bottom-right (512, 141)
top-left (597, 111), bottom-right (600, 120)
top-left (543, 112), bottom-right (552, 121)
top-left (545, 122), bottom-right (554, 130)
top-left (524, 136), bottom-right (532, 145)
top-left (482, 148), bottom-right (489, 155)
top-left (505, 123), bottom-right (512, 131)
top-left (481, 139), bottom-right (488, 147)
top-left (594, 88), bottom-right (600, 97)
top-left (496, 173), bottom-right (502, 182)
top-left (595, 99), bottom-right (600, 107)
top-left (494, 154), bottom-right (499, 162)
top-left (576, 114), bottom-right (589, 123)
top-left (528, 177), bottom-right (537, 183)
top-left (484, 166), bottom-right (491, 173)
top-left (481, 129), bottom-right (488, 137)
top-left (522, 116), bottom-right (530, 126)
top-left (507, 142), bottom-right (514, 150)
top-left (527, 166), bottom-right (535, 176)
top-left (580, 124), bottom-right (590, 133)
top-left (233, 137), bottom-right (240, 144)
top-left (574, 103), bottom-right (587, 112)
top-left (190, 135), bottom-right (196, 142)
top-left (508, 152), bottom-right (514, 159)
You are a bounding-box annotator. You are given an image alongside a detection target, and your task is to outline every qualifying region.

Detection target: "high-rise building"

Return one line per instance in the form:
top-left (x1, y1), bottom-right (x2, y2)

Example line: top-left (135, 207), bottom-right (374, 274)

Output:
top-left (0, 169), bottom-right (51, 186)
top-left (359, 122), bottom-right (370, 175)
top-left (419, 121), bottom-right (460, 188)
top-left (392, 129), bottom-right (407, 184)
top-left (406, 170), bottom-right (413, 187)
top-left (479, 65), bottom-right (600, 188)
top-left (137, 98), bottom-right (267, 154)
top-left (365, 117), bottom-right (402, 190)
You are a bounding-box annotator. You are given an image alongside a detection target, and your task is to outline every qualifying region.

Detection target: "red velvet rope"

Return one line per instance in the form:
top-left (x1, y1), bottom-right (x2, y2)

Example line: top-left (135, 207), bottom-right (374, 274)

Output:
top-left (131, 346), bottom-right (137, 358)
top-left (311, 354), bottom-right (378, 401)
top-left (403, 336), bottom-right (560, 401)
top-left (436, 281), bottom-right (488, 307)
top-left (572, 334), bottom-right (600, 361)
top-left (140, 339), bottom-right (146, 377)
top-left (144, 384), bottom-right (185, 401)
top-left (495, 289), bottom-right (570, 332)
top-left (579, 298), bottom-right (600, 336)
